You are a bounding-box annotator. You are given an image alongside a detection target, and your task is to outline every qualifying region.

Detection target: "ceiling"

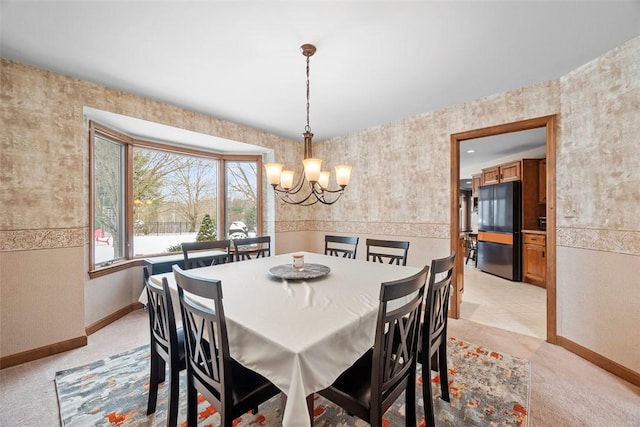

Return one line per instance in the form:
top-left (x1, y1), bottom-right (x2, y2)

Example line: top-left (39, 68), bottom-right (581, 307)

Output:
top-left (459, 127), bottom-right (547, 190)
top-left (2, 1), bottom-right (639, 145)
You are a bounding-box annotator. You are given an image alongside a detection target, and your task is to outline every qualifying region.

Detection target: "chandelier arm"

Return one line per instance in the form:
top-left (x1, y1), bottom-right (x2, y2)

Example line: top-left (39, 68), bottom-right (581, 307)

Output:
top-left (275, 185), bottom-right (321, 206)
top-left (310, 184), bottom-right (345, 204)
top-left (271, 167), bottom-right (306, 195)
top-left (271, 181), bottom-right (344, 206)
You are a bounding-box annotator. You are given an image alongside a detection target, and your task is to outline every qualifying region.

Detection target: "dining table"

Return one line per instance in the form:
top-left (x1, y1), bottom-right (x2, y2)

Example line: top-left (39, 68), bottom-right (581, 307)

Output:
top-left (139, 251), bottom-right (421, 427)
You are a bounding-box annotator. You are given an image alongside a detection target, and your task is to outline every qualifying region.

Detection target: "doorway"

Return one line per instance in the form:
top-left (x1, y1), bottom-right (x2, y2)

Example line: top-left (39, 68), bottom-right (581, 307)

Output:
top-left (449, 116), bottom-right (557, 344)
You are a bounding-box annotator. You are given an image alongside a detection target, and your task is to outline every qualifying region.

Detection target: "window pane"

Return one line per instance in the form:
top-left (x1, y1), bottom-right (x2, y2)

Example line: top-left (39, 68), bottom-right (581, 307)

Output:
top-left (225, 161), bottom-right (258, 239)
top-left (94, 135), bottom-right (125, 265)
top-left (133, 147), bottom-right (218, 256)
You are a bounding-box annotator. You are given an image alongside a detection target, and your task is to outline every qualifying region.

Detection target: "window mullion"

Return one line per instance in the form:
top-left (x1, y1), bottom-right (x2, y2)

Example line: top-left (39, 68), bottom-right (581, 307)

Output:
top-left (125, 143), bottom-right (135, 260)
top-left (218, 159), bottom-right (226, 240)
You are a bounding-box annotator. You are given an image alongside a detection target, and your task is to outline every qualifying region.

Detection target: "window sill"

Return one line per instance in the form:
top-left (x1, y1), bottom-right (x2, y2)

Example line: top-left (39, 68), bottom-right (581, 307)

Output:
top-left (89, 259), bottom-right (145, 279)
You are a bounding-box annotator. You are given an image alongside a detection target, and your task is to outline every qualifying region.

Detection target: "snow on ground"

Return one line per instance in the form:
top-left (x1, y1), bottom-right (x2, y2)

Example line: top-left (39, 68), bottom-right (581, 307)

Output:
top-left (95, 233), bottom-right (197, 263)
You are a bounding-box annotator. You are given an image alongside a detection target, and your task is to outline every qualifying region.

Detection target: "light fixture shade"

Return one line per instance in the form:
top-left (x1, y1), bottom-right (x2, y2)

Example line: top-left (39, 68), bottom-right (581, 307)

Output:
top-left (280, 170), bottom-right (295, 189)
top-left (318, 171), bottom-right (330, 189)
top-left (303, 158), bottom-right (322, 182)
top-left (264, 163), bottom-right (283, 185)
top-left (335, 165), bottom-right (352, 186)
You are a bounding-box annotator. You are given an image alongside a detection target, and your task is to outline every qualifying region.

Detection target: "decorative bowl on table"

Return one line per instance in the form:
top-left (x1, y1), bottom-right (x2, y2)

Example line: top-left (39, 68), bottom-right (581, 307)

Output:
top-left (268, 263), bottom-right (330, 280)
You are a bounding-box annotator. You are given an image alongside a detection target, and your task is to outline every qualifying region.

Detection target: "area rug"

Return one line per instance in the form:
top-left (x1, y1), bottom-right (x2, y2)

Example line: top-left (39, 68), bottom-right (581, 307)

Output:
top-left (55, 337), bottom-right (530, 426)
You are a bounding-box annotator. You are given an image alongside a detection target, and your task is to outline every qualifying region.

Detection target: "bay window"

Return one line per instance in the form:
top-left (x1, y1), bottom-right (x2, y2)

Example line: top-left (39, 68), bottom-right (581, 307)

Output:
top-left (90, 122), bottom-right (262, 275)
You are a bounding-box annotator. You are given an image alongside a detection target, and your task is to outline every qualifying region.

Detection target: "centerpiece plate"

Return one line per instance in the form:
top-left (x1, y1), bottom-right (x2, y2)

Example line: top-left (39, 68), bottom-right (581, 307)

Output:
top-left (268, 263), bottom-right (330, 280)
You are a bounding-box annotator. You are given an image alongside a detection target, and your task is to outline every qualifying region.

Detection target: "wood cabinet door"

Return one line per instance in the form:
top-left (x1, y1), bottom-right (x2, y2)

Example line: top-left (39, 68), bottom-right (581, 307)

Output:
top-left (481, 167), bottom-right (500, 185)
top-left (539, 159), bottom-right (547, 204)
top-left (472, 174), bottom-right (482, 197)
top-left (500, 160), bottom-right (521, 182)
top-left (523, 242), bottom-right (546, 287)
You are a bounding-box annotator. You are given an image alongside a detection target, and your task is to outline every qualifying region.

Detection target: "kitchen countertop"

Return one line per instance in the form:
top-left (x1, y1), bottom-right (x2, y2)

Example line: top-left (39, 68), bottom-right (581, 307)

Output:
top-left (522, 229), bottom-right (546, 235)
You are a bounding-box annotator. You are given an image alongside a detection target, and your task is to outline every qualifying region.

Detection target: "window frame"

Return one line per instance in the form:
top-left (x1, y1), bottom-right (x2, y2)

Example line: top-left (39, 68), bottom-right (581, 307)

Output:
top-left (89, 121), bottom-right (263, 278)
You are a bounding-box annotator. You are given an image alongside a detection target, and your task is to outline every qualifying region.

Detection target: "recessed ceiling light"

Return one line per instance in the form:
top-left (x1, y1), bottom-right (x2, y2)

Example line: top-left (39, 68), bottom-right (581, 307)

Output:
top-left (466, 181), bottom-right (472, 184)
top-left (466, 149), bottom-right (475, 153)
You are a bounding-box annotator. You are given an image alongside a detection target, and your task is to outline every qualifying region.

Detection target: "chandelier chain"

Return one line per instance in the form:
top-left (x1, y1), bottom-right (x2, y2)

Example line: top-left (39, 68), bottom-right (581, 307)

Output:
top-left (305, 54), bottom-right (311, 133)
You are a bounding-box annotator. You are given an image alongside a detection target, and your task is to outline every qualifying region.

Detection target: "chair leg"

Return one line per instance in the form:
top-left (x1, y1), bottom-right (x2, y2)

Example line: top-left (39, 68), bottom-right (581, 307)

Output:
top-left (422, 352), bottom-right (436, 427)
top-left (167, 365), bottom-right (180, 427)
top-left (146, 352), bottom-right (164, 415)
top-left (430, 352), bottom-right (439, 371)
top-left (406, 367), bottom-right (417, 427)
top-left (438, 343), bottom-right (450, 402)
top-left (186, 374), bottom-right (198, 427)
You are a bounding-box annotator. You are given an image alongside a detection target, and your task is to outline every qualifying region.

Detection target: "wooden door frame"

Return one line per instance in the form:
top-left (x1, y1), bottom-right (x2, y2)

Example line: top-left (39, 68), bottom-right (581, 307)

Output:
top-left (449, 115), bottom-right (557, 344)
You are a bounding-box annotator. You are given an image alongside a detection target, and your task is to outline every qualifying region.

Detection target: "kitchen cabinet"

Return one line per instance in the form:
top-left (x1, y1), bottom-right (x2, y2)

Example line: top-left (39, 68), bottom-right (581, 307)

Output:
top-left (523, 232), bottom-right (546, 287)
top-left (481, 160), bottom-right (521, 185)
top-left (472, 174), bottom-right (482, 197)
top-left (539, 158), bottom-right (547, 204)
top-left (475, 158), bottom-right (544, 231)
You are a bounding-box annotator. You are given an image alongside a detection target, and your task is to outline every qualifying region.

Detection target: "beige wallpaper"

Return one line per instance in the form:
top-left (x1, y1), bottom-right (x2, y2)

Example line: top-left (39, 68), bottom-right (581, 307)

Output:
top-left (557, 35), bottom-right (640, 255)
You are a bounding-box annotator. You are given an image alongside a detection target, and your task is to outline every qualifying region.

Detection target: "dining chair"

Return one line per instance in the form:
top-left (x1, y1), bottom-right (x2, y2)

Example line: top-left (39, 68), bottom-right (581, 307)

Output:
top-left (324, 235), bottom-right (359, 259)
top-left (144, 267), bottom-right (186, 427)
top-left (182, 240), bottom-right (232, 269)
top-left (232, 236), bottom-right (271, 261)
top-left (420, 252), bottom-right (456, 426)
top-left (465, 233), bottom-right (477, 266)
top-left (173, 265), bottom-right (280, 427)
top-left (317, 265), bottom-right (429, 427)
top-left (366, 238), bottom-right (410, 266)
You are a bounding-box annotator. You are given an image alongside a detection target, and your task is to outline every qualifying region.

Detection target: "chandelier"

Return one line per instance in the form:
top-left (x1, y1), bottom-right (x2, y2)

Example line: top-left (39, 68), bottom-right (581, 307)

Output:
top-left (264, 43), bottom-right (352, 206)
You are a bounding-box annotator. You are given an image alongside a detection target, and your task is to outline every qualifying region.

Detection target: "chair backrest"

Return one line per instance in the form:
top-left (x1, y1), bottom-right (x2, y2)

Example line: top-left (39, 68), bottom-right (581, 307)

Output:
top-left (233, 236), bottom-right (271, 261)
top-left (372, 265), bottom-right (429, 411)
top-left (423, 252), bottom-right (456, 358)
top-left (366, 238), bottom-right (410, 266)
top-left (144, 267), bottom-right (179, 358)
top-left (173, 265), bottom-right (233, 412)
top-left (464, 233), bottom-right (477, 250)
top-left (182, 240), bottom-right (232, 269)
top-left (324, 235), bottom-right (359, 259)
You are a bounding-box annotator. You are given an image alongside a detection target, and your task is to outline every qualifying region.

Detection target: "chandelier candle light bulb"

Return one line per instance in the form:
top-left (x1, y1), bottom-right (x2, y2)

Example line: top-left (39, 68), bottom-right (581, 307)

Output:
top-left (265, 163), bottom-right (284, 186)
top-left (303, 158), bottom-right (322, 182)
top-left (318, 171), bottom-right (330, 189)
top-left (263, 43), bottom-right (352, 206)
top-left (280, 170), bottom-right (295, 190)
top-left (335, 165), bottom-right (352, 187)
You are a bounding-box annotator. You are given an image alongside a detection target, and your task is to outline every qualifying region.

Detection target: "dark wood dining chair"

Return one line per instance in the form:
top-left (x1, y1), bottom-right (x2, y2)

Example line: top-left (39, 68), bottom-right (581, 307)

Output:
top-left (144, 267), bottom-right (186, 427)
top-left (232, 236), bottom-right (271, 261)
top-left (464, 233), bottom-right (477, 266)
top-left (420, 252), bottom-right (456, 426)
top-left (324, 235), bottom-right (359, 259)
top-left (366, 238), bottom-right (410, 266)
top-left (317, 265), bottom-right (429, 427)
top-left (173, 265), bottom-right (280, 427)
top-left (181, 240), bottom-right (232, 269)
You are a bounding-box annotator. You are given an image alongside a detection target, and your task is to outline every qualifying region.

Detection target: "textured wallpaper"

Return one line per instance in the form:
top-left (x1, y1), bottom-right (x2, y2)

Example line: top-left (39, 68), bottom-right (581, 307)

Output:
top-left (556, 35), bottom-right (640, 256)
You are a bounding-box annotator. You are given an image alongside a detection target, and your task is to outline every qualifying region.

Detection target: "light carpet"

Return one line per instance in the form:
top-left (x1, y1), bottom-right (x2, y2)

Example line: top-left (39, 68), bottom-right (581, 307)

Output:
top-left (55, 337), bottom-right (530, 426)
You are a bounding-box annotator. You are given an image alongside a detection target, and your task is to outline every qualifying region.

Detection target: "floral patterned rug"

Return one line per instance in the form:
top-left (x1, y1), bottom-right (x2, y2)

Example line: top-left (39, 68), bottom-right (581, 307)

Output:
top-left (55, 337), bottom-right (530, 426)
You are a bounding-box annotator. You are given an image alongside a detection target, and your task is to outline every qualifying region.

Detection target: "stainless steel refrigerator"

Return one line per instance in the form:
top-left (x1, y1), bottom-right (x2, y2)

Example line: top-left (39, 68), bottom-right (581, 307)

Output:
top-left (477, 181), bottom-right (522, 281)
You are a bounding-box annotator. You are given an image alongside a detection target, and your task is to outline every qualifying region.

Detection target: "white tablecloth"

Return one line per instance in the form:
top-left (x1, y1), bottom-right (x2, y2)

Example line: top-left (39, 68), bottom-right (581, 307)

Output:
top-left (140, 251), bottom-right (420, 427)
